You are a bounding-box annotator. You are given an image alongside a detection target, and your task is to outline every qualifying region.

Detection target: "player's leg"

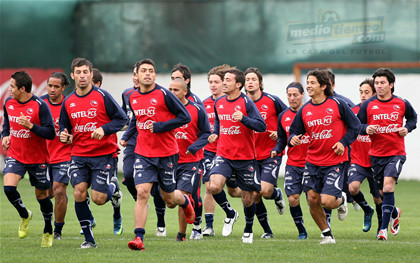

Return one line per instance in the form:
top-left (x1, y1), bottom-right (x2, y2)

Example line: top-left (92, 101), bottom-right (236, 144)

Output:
top-left (241, 190), bottom-right (256, 243)
top-left (202, 151), bottom-right (216, 236)
top-left (50, 162), bottom-right (70, 239)
top-left (122, 147), bottom-right (137, 200)
top-left (111, 156), bottom-right (123, 235)
top-left (190, 164), bottom-right (203, 240)
top-left (151, 184), bottom-right (166, 236)
top-left (254, 186), bottom-right (273, 238)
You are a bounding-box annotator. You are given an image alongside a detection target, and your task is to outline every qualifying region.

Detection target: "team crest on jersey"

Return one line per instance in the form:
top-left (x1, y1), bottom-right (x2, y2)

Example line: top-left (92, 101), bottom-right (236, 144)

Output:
top-left (26, 108), bottom-right (34, 115)
top-left (261, 104), bottom-right (268, 110)
top-left (235, 105), bottom-right (241, 111)
top-left (393, 105), bottom-right (400, 111)
top-left (90, 100), bottom-right (98, 107)
top-left (372, 105), bottom-right (379, 110)
top-left (326, 108), bottom-right (334, 114)
top-left (167, 162), bottom-right (174, 168)
top-left (133, 99), bottom-right (138, 104)
top-left (150, 98), bottom-right (158, 105)
top-left (70, 103), bottom-right (76, 107)
top-left (8, 105), bottom-right (14, 110)
top-left (306, 111), bottom-right (312, 116)
top-left (40, 164), bottom-right (47, 169)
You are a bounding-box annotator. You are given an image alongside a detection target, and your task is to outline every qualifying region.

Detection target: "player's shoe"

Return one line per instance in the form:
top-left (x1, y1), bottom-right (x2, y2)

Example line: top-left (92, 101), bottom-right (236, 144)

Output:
top-left (242, 232), bottom-right (253, 244)
top-left (189, 229), bottom-right (203, 240)
top-left (128, 237), bottom-right (145, 250)
top-left (261, 233), bottom-right (274, 239)
top-left (111, 177), bottom-right (123, 208)
top-left (18, 210), bottom-right (33, 238)
top-left (390, 207), bottom-right (401, 236)
top-left (377, 229), bottom-right (387, 241)
top-left (202, 227), bottom-right (215, 236)
top-left (222, 210), bottom-right (239, 236)
top-left (113, 216), bottom-right (123, 235)
top-left (352, 201), bottom-right (361, 211)
top-left (319, 235), bottom-right (336, 244)
top-left (175, 232), bottom-right (186, 242)
top-left (79, 241), bottom-right (97, 249)
top-left (337, 192), bottom-right (348, 221)
top-left (182, 195), bottom-right (195, 224)
top-left (298, 233), bottom-right (308, 239)
top-left (79, 219), bottom-right (96, 234)
top-left (41, 233), bottom-right (53, 247)
top-left (274, 188), bottom-right (286, 215)
top-left (53, 232), bottom-right (62, 240)
top-left (155, 227), bottom-right (167, 237)
top-left (363, 207), bottom-right (374, 232)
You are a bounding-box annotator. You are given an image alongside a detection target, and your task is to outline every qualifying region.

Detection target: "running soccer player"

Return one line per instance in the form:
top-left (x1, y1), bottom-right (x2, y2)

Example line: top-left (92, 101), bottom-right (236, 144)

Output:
top-left (357, 68), bottom-right (417, 241)
top-left (208, 68), bottom-right (267, 244)
top-left (244, 67), bottom-right (287, 239)
top-left (288, 69), bottom-right (360, 244)
top-left (271, 82), bottom-right (309, 239)
top-left (120, 58), bottom-right (194, 251)
top-left (59, 58), bottom-right (127, 248)
top-left (169, 78), bottom-right (211, 241)
top-left (40, 72), bottom-right (72, 240)
top-left (2, 71), bottom-right (55, 247)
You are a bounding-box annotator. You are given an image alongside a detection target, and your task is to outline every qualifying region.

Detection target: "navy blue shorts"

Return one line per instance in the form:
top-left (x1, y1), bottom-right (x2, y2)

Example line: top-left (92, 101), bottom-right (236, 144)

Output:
top-left (348, 163), bottom-right (380, 198)
top-left (303, 162), bottom-right (344, 198)
top-left (284, 165), bottom-right (305, 196)
top-left (258, 156), bottom-right (282, 186)
top-left (49, 161), bottom-right (70, 185)
top-left (69, 155), bottom-right (114, 194)
top-left (209, 156), bottom-right (260, 192)
top-left (176, 162), bottom-right (200, 194)
top-left (3, 157), bottom-right (50, 190)
top-left (133, 153), bottom-right (179, 193)
top-left (370, 155), bottom-right (406, 190)
top-left (202, 150), bottom-right (216, 184)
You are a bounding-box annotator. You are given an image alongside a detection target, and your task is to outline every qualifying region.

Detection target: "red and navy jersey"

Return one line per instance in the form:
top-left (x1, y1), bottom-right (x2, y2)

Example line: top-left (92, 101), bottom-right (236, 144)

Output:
top-left (274, 108), bottom-right (309, 167)
top-left (288, 96), bottom-right (360, 166)
top-left (187, 91), bottom-right (203, 107)
top-left (121, 84), bottom-right (191, 158)
top-left (203, 96), bottom-right (218, 153)
top-left (2, 95), bottom-right (55, 164)
top-left (350, 104), bottom-right (372, 167)
top-left (59, 86), bottom-right (127, 157)
top-left (333, 91), bottom-right (355, 108)
top-left (175, 100), bottom-right (210, 163)
top-left (357, 95), bottom-right (417, 157)
top-left (40, 94), bottom-right (71, 164)
top-left (213, 93), bottom-right (266, 160)
top-left (253, 92), bottom-right (287, 160)
top-left (121, 86), bottom-right (138, 148)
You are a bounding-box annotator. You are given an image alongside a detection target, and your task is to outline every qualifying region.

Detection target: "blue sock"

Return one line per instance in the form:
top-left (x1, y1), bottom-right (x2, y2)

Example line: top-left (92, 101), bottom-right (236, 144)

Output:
top-left (290, 205), bottom-right (306, 234)
top-left (134, 228), bottom-right (145, 241)
top-left (255, 201), bottom-right (272, 234)
top-left (269, 188), bottom-right (280, 201)
top-left (323, 208), bottom-right (332, 227)
top-left (243, 203), bottom-right (256, 233)
top-left (153, 193), bottom-right (166, 227)
top-left (352, 191), bottom-right (372, 213)
top-left (205, 213), bottom-right (214, 228)
top-left (213, 190), bottom-right (235, 218)
top-left (54, 222), bottom-right (65, 235)
top-left (180, 195), bottom-right (189, 208)
top-left (107, 181), bottom-right (116, 202)
top-left (4, 186), bottom-right (29, 219)
top-left (75, 199), bottom-right (95, 244)
top-left (86, 193), bottom-right (94, 222)
top-left (381, 192), bottom-right (394, 230)
top-left (376, 202), bottom-right (383, 229)
top-left (38, 197), bottom-right (53, 234)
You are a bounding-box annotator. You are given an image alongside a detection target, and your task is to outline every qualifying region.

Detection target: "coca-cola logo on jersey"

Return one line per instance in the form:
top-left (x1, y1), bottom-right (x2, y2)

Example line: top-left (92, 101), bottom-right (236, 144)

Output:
top-left (357, 135), bottom-right (371, 142)
top-left (311, 129), bottom-right (333, 140)
top-left (10, 128), bottom-right (30, 138)
top-left (74, 122), bottom-right (97, 132)
top-left (175, 131), bottom-right (188, 140)
top-left (375, 124), bottom-right (399, 134)
top-left (137, 120), bottom-right (154, 130)
top-left (220, 125), bottom-right (241, 135)
top-left (260, 112), bottom-right (267, 120)
top-left (307, 116), bottom-right (332, 127)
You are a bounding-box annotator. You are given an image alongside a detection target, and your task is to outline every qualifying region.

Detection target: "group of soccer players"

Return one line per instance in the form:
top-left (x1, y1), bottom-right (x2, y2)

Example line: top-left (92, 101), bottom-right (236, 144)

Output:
top-left (1, 57), bottom-right (417, 250)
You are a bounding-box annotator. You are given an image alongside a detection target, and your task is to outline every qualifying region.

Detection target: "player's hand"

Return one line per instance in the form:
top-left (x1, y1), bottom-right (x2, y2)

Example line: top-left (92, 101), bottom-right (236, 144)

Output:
top-left (59, 128), bottom-right (71, 144)
top-left (332, 142), bottom-right (345, 155)
top-left (186, 150), bottom-right (192, 155)
top-left (270, 150), bottom-right (278, 158)
top-left (17, 112), bottom-right (33, 129)
top-left (148, 123), bottom-right (154, 133)
top-left (366, 125), bottom-right (379, 135)
top-left (398, 127), bottom-right (408, 137)
top-left (208, 134), bottom-right (218, 143)
top-left (233, 108), bottom-right (243, 121)
top-left (268, 130), bottom-right (277, 140)
top-left (120, 140), bottom-right (127, 147)
top-left (290, 134), bottom-right (302, 146)
top-left (91, 127), bottom-right (105, 140)
top-left (2, 136), bottom-right (10, 150)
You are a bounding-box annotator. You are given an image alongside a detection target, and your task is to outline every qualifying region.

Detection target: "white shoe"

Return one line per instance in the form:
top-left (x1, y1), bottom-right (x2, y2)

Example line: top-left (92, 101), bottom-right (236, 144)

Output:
top-left (274, 188), bottom-right (286, 215)
top-left (261, 233), bottom-right (274, 239)
top-left (189, 230), bottom-right (203, 240)
top-left (222, 210), bottom-right (239, 236)
top-left (352, 201), bottom-right (361, 211)
top-left (377, 229), bottom-right (388, 240)
top-left (155, 227), bottom-right (167, 237)
top-left (390, 207), bottom-right (401, 236)
top-left (202, 227), bottom-right (215, 236)
top-left (337, 192), bottom-right (348, 221)
top-left (319, 235), bottom-right (336, 244)
top-left (242, 232), bottom-right (253, 243)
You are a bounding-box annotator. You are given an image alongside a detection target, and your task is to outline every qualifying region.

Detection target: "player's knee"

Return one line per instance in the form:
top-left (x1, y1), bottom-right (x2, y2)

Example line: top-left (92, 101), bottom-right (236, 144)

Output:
top-left (259, 188), bottom-right (272, 199)
top-left (321, 198), bottom-right (338, 210)
top-left (348, 184), bottom-right (359, 196)
top-left (53, 185), bottom-right (66, 199)
top-left (288, 195), bottom-right (300, 207)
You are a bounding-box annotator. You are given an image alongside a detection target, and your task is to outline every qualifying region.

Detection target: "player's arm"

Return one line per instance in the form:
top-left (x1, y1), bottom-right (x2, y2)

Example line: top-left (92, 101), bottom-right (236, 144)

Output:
top-left (59, 100), bottom-right (73, 143)
top-left (288, 107), bottom-right (306, 147)
top-left (338, 98), bottom-right (361, 148)
top-left (101, 91), bottom-right (128, 135)
top-left (271, 111), bottom-right (288, 157)
top-left (29, 101), bottom-right (55, 140)
top-left (403, 99), bottom-right (417, 133)
top-left (208, 101), bottom-right (220, 143)
top-left (1, 103), bottom-right (11, 150)
top-left (357, 98), bottom-right (372, 135)
top-left (187, 105), bottom-right (211, 155)
top-left (241, 98), bottom-right (267, 132)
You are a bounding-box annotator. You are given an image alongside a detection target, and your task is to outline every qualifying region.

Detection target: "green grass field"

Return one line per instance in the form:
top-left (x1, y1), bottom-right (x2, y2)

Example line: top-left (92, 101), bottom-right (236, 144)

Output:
top-left (1, 176), bottom-right (420, 263)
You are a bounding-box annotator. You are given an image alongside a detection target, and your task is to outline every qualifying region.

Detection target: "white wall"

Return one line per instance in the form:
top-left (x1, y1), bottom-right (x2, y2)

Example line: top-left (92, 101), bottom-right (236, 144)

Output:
top-left (101, 73), bottom-right (419, 180)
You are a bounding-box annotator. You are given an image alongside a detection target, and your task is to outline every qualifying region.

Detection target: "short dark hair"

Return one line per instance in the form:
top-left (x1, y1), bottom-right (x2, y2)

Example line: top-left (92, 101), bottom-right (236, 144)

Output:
top-left (359, 78), bottom-right (376, 95)
top-left (307, 69), bottom-right (333, 96)
top-left (48, 72), bottom-right (70, 87)
top-left (172, 63), bottom-right (191, 90)
top-left (71, 57), bottom-right (93, 73)
top-left (372, 68), bottom-right (395, 93)
top-left (207, 64), bottom-right (230, 81)
top-left (11, 71), bottom-right (32, 93)
top-left (226, 68), bottom-right (245, 90)
top-left (137, 58), bottom-right (156, 72)
top-left (134, 61), bottom-right (141, 72)
top-left (244, 67), bottom-right (263, 90)
top-left (92, 68), bottom-right (103, 86)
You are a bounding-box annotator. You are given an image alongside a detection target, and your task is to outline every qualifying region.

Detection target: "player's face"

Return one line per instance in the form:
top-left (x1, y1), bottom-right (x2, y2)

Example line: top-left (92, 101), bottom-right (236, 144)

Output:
top-left (169, 81), bottom-right (187, 101)
top-left (171, 70), bottom-right (190, 86)
top-left (137, 64), bottom-right (156, 86)
top-left (208, 74), bottom-right (223, 97)
top-left (287, 88), bottom-right (304, 111)
top-left (306, 75), bottom-right (325, 99)
top-left (47, 77), bottom-right (65, 103)
top-left (374, 76), bottom-right (393, 98)
top-left (132, 67), bottom-right (140, 88)
top-left (9, 78), bottom-right (23, 100)
top-left (71, 65), bottom-right (92, 90)
top-left (245, 73), bottom-right (260, 93)
top-left (359, 84), bottom-right (374, 104)
top-left (223, 73), bottom-right (240, 95)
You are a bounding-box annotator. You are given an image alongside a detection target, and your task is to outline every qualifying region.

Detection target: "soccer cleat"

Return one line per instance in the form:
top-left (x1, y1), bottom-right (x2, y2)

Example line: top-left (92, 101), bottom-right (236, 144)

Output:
top-left (128, 237), bottom-right (145, 250)
top-left (242, 232), bottom-right (254, 244)
top-left (53, 232), bottom-right (62, 240)
top-left (274, 188), bottom-right (286, 215)
top-left (377, 229), bottom-right (388, 241)
top-left (390, 207), bottom-right (401, 236)
top-left (363, 207), bottom-right (374, 232)
top-left (298, 233), bottom-right (308, 239)
top-left (261, 233), bottom-right (274, 239)
top-left (80, 219), bottom-right (96, 234)
top-left (113, 217), bottom-right (123, 235)
top-left (189, 230), bottom-right (203, 240)
top-left (352, 201), bottom-right (361, 211)
top-left (41, 233), bottom-right (53, 247)
top-left (182, 195), bottom-right (195, 224)
top-left (202, 227), bottom-right (215, 236)
top-left (319, 235), bottom-right (336, 244)
top-left (18, 210), bottom-right (33, 238)
top-left (79, 241), bottom-right (97, 249)
top-left (111, 183), bottom-right (123, 208)
top-left (155, 227), bottom-right (167, 237)
top-left (222, 210), bottom-right (239, 236)
top-left (337, 192), bottom-right (348, 221)
top-left (175, 233), bottom-right (186, 242)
